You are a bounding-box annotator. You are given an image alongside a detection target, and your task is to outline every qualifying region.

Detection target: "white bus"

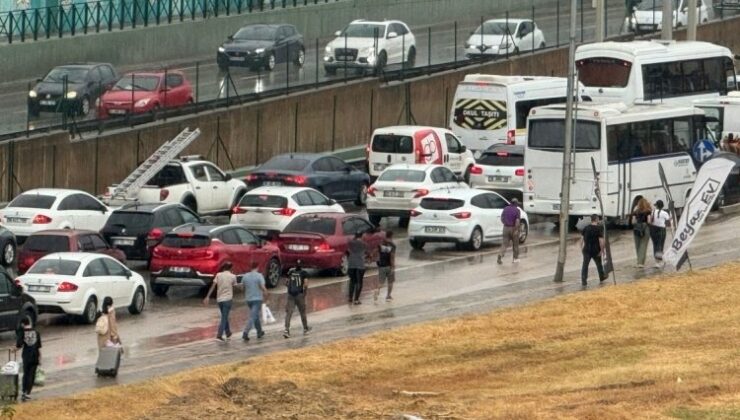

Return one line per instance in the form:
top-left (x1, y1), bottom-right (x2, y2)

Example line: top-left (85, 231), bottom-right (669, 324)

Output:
top-left (694, 91), bottom-right (740, 144)
top-left (523, 103), bottom-right (708, 226)
top-left (449, 75), bottom-right (586, 152)
top-left (575, 40), bottom-right (736, 104)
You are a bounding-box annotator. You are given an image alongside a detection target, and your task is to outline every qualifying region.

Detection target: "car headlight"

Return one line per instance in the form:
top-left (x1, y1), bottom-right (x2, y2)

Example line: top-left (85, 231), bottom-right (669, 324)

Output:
top-left (65, 91), bottom-right (77, 99)
top-left (254, 48), bottom-right (265, 54)
top-left (325, 45), bottom-right (332, 54)
top-left (28, 90), bottom-right (37, 98)
top-left (218, 46), bottom-right (225, 53)
top-left (134, 98), bottom-right (151, 108)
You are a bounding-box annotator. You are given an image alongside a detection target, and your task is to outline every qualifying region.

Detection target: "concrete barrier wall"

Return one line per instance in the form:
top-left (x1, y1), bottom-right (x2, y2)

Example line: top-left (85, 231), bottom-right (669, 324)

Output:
top-left (0, 16), bottom-right (738, 201)
top-left (0, 0), bottom-right (571, 80)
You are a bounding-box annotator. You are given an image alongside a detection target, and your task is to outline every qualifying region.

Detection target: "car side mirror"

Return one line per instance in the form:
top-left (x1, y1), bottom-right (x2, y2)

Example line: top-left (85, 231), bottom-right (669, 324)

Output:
top-left (456, 175), bottom-right (465, 183)
top-left (227, 35), bottom-right (234, 41)
top-left (125, 269), bottom-right (132, 279)
top-left (387, 32), bottom-right (398, 39)
top-left (101, 207), bottom-right (107, 214)
top-left (460, 145), bottom-right (467, 152)
top-left (335, 30), bottom-right (342, 36)
top-left (224, 173), bottom-right (232, 181)
top-left (36, 78), bottom-right (43, 83)
top-left (329, 199), bottom-right (338, 205)
top-left (257, 240), bottom-right (264, 248)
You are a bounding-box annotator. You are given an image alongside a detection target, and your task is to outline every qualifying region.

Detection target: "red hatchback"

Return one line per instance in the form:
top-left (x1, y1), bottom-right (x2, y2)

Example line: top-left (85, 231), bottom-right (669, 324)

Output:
top-left (149, 225), bottom-right (281, 296)
top-left (98, 71), bottom-right (193, 118)
top-left (18, 230), bottom-right (126, 274)
top-left (276, 213), bottom-right (385, 276)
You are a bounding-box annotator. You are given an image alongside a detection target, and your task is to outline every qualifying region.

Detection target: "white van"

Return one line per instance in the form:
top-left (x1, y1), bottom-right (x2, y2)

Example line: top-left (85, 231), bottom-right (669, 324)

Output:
top-left (450, 75), bottom-right (586, 151)
top-left (367, 126), bottom-right (476, 180)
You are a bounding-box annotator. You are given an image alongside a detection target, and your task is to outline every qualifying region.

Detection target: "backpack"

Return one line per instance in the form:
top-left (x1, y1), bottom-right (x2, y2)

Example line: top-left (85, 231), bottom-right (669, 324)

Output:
top-left (287, 270), bottom-right (304, 296)
top-left (95, 314), bottom-right (109, 336)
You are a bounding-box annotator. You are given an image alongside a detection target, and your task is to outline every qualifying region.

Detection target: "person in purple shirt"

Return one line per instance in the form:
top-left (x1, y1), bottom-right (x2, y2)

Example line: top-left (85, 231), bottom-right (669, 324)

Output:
top-left (497, 198), bottom-right (521, 265)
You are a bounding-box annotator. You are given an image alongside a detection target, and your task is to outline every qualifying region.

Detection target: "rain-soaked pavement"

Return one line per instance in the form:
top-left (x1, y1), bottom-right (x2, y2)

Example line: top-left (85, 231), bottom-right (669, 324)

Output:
top-left (5, 211), bottom-right (739, 400)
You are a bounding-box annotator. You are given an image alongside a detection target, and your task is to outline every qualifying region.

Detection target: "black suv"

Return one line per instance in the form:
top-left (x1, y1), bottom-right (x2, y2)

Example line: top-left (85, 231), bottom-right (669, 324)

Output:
top-left (0, 267), bottom-right (37, 331)
top-left (100, 202), bottom-right (202, 262)
top-left (28, 63), bottom-right (119, 117)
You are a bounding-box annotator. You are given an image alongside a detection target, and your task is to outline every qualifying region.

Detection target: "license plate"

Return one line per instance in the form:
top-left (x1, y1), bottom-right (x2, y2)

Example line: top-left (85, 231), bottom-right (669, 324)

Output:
top-left (287, 244), bottom-right (310, 251)
top-left (263, 181), bottom-right (282, 186)
top-left (27, 285), bottom-right (51, 293)
top-left (5, 217), bottom-right (26, 224)
top-left (488, 176), bottom-right (509, 183)
top-left (373, 163), bottom-right (389, 171)
top-left (229, 56), bottom-right (246, 61)
top-left (109, 109), bottom-right (127, 115)
top-left (425, 226), bottom-right (445, 234)
top-left (552, 204), bottom-right (573, 211)
top-left (40, 100), bottom-right (56, 106)
top-left (113, 239), bottom-right (135, 246)
top-left (170, 266), bottom-right (191, 273)
top-left (383, 191), bottom-right (405, 198)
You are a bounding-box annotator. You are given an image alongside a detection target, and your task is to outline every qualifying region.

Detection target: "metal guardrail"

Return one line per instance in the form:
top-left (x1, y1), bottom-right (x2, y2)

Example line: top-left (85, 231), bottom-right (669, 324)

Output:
top-left (0, 0), bottom-right (342, 44)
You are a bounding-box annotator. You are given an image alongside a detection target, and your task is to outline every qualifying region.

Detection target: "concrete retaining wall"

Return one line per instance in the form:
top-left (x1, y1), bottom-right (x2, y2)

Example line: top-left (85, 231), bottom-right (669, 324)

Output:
top-left (0, 16), bottom-right (738, 201)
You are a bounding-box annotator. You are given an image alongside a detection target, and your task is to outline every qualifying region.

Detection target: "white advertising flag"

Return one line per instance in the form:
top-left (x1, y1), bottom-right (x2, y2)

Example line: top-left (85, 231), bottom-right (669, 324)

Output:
top-left (663, 156), bottom-right (736, 269)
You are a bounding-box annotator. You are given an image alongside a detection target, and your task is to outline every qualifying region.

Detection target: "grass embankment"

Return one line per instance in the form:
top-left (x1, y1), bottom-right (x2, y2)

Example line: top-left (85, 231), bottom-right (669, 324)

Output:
top-left (17, 263), bottom-right (740, 419)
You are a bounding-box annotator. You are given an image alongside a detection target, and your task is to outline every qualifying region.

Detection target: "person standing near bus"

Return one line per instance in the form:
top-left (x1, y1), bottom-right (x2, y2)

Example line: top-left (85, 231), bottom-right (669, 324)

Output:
top-left (631, 197), bottom-right (652, 268)
top-left (649, 200), bottom-right (671, 268)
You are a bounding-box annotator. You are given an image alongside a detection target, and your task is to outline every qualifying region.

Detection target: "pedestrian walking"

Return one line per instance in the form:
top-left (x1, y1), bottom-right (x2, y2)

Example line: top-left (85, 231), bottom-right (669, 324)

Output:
top-left (95, 296), bottom-right (120, 349)
top-left (242, 262), bottom-right (267, 342)
top-left (580, 214), bottom-right (607, 286)
top-left (649, 199), bottom-right (672, 268)
top-left (203, 262), bottom-right (238, 342)
top-left (284, 260), bottom-right (311, 338)
top-left (375, 230), bottom-right (396, 302)
top-left (631, 197), bottom-right (652, 268)
top-left (16, 318), bottom-right (41, 402)
top-left (497, 198), bottom-right (521, 264)
top-left (347, 231), bottom-right (368, 304)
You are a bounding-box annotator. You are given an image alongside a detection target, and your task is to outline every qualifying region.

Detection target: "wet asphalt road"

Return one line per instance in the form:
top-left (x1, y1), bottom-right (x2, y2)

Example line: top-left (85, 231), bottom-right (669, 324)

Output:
top-left (5, 209), bottom-right (738, 400)
top-left (0, 3), bottom-right (633, 135)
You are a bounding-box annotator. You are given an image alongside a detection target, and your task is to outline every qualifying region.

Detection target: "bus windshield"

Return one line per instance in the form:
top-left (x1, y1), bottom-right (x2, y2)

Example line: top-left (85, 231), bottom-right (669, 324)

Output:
top-left (528, 119), bottom-right (601, 150)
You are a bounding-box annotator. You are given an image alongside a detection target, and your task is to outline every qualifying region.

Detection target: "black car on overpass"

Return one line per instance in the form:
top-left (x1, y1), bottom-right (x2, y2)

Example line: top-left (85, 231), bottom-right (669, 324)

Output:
top-left (28, 63), bottom-right (119, 117)
top-left (216, 24), bottom-right (305, 72)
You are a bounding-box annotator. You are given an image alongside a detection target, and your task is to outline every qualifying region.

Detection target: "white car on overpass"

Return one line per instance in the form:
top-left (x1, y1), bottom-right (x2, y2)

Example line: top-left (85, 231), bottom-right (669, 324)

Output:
top-left (407, 188), bottom-right (529, 251)
top-left (465, 18), bottom-right (545, 58)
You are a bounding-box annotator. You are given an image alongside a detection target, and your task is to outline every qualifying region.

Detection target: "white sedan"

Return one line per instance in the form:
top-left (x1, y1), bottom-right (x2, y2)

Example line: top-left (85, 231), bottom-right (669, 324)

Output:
top-left (18, 253), bottom-right (146, 324)
top-left (366, 164), bottom-right (468, 227)
top-left (230, 186), bottom-right (344, 237)
top-left (465, 19), bottom-right (545, 58)
top-left (407, 188), bottom-right (529, 251)
top-left (468, 144), bottom-right (525, 196)
top-left (0, 188), bottom-right (111, 242)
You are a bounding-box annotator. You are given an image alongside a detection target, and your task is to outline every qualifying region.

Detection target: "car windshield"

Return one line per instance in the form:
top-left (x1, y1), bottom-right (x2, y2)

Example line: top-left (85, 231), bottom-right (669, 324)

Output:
top-left (28, 259), bottom-right (81, 276)
top-left (234, 25), bottom-right (277, 41)
top-left (105, 212), bottom-right (154, 230)
top-left (24, 235), bottom-right (70, 253)
top-left (637, 0), bottom-right (678, 11)
top-left (240, 194), bottom-right (288, 208)
top-left (8, 194), bottom-right (56, 209)
top-left (259, 157), bottom-right (310, 171)
top-left (112, 75), bottom-right (160, 92)
top-left (474, 21), bottom-right (517, 36)
top-left (284, 217), bottom-right (336, 235)
top-left (378, 169), bottom-right (426, 183)
top-left (43, 67), bottom-right (88, 84)
top-left (161, 234), bottom-right (211, 248)
top-left (341, 23), bottom-right (386, 38)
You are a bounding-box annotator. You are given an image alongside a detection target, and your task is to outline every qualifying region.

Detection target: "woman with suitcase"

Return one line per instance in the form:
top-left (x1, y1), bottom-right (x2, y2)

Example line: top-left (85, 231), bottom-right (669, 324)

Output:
top-left (95, 297), bottom-right (122, 377)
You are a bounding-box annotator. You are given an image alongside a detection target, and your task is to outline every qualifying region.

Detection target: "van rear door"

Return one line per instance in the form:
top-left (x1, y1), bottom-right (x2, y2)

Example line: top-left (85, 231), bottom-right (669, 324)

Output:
top-left (450, 83), bottom-right (509, 151)
top-left (368, 133), bottom-right (415, 177)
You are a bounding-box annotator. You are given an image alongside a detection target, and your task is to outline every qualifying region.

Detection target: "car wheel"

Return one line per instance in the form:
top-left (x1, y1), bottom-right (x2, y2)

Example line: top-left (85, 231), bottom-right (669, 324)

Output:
top-left (294, 46), bottom-right (306, 67)
top-left (355, 183), bottom-right (369, 206)
top-left (152, 282), bottom-right (169, 297)
top-left (334, 254), bottom-right (349, 277)
top-left (369, 214), bottom-right (382, 226)
top-left (79, 95), bottom-right (91, 116)
top-left (128, 287), bottom-right (146, 315)
top-left (183, 196), bottom-right (198, 214)
top-left (567, 215), bottom-right (580, 231)
top-left (513, 47), bottom-right (520, 55)
top-left (398, 217), bottom-right (410, 228)
top-left (539, 42), bottom-right (546, 49)
top-left (1, 241), bottom-right (15, 267)
top-left (374, 51), bottom-right (387, 76)
top-left (406, 46), bottom-right (416, 68)
top-left (81, 297), bottom-right (97, 324)
top-left (265, 258), bottom-right (281, 288)
top-left (409, 239), bottom-right (425, 250)
top-left (519, 220), bottom-right (529, 244)
top-left (266, 52), bottom-right (276, 71)
top-left (324, 66), bottom-right (337, 76)
top-left (467, 226), bottom-right (483, 251)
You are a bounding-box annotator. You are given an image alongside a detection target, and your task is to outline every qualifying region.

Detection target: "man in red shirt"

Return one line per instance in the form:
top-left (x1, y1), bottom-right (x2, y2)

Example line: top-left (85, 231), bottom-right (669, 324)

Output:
top-left (497, 198), bottom-right (521, 265)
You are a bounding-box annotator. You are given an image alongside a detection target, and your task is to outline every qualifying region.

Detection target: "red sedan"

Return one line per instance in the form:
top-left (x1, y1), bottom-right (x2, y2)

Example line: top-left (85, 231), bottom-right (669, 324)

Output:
top-left (149, 225), bottom-right (281, 295)
top-left (97, 70), bottom-right (193, 118)
top-left (276, 213), bottom-right (385, 276)
top-left (18, 230), bottom-right (126, 275)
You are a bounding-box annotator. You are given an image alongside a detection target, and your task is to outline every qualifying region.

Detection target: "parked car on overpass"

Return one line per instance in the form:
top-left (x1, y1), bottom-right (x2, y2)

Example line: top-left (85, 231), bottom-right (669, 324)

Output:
top-left (464, 19), bottom-right (545, 58)
top-left (28, 63), bottom-right (118, 117)
top-left (217, 24), bottom-right (305, 71)
top-left (97, 71), bottom-right (193, 118)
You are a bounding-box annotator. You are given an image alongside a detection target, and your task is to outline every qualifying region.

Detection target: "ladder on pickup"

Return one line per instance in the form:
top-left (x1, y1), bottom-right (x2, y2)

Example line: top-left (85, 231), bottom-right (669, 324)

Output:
top-left (110, 127), bottom-right (201, 201)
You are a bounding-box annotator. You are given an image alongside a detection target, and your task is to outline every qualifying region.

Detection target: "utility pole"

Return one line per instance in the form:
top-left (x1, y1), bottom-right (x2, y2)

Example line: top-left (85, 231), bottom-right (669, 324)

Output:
top-left (595, 0), bottom-right (605, 42)
top-left (687, 0), bottom-right (698, 41)
top-left (554, 0), bottom-right (578, 283)
top-left (661, 0), bottom-right (673, 40)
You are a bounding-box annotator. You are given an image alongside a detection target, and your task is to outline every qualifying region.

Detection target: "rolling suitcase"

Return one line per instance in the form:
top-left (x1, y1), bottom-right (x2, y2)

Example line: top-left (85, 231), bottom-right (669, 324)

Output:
top-left (95, 347), bottom-right (121, 378)
top-left (0, 350), bottom-right (19, 400)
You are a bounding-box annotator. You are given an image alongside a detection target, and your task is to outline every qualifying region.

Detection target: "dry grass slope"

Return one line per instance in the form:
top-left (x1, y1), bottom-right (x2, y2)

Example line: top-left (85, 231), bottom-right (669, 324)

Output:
top-left (16, 262), bottom-right (740, 420)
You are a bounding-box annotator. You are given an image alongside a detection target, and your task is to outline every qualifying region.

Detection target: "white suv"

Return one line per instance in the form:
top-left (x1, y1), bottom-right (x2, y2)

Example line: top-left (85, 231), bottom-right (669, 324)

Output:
top-left (324, 19), bottom-right (416, 75)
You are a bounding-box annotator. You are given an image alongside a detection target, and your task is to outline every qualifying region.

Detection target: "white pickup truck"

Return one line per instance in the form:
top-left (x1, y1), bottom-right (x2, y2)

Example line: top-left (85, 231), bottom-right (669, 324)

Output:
top-left (108, 158), bottom-right (247, 215)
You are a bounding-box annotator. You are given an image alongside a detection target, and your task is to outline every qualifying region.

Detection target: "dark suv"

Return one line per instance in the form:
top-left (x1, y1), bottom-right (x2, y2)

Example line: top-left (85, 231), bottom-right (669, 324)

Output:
top-left (0, 267), bottom-right (37, 331)
top-left (28, 63), bottom-right (119, 117)
top-left (100, 202), bottom-right (203, 262)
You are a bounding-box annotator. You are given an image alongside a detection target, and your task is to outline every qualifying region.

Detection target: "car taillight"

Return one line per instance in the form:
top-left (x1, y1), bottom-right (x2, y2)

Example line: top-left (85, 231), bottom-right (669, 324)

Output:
top-left (368, 186), bottom-right (377, 197)
top-left (232, 206), bottom-right (247, 214)
top-left (32, 214), bottom-right (52, 224)
top-left (57, 281), bottom-right (78, 292)
top-left (193, 249), bottom-right (215, 259)
top-left (409, 209), bottom-right (422, 217)
top-left (470, 166), bottom-right (483, 175)
top-left (273, 207), bottom-right (297, 216)
top-left (152, 246), bottom-right (163, 258)
top-left (147, 228), bottom-right (163, 241)
top-left (452, 212), bottom-right (472, 219)
top-left (245, 174), bottom-right (257, 183)
top-left (506, 129), bottom-right (516, 145)
top-left (515, 168), bottom-right (525, 177)
top-left (315, 242), bottom-right (333, 252)
top-left (285, 175), bottom-right (307, 186)
top-left (413, 189), bottom-right (429, 198)
top-left (160, 189), bottom-right (170, 201)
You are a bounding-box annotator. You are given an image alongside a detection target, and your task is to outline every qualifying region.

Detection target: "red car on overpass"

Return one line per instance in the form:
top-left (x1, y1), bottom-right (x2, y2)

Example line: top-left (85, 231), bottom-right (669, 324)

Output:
top-left (97, 70), bottom-right (193, 118)
top-left (276, 213), bottom-right (385, 276)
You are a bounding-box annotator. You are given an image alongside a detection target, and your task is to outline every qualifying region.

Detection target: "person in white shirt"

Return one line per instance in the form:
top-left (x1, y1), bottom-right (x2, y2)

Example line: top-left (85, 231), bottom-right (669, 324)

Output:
top-left (649, 200), bottom-right (672, 268)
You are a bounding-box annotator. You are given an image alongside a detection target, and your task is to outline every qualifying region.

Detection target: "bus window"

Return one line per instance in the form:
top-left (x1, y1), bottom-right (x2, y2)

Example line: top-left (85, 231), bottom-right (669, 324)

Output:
top-left (608, 117), bottom-right (693, 162)
top-left (643, 57), bottom-right (728, 101)
top-left (515, 97), bottom-right (567, 129)
top-left (528, 119), bottom-right (600, 150)
top-left (576, 58), bottom-right (632, 88)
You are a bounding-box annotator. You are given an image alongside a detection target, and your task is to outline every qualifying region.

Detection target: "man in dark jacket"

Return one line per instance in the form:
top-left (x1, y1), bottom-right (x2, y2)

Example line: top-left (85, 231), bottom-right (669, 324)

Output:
top-left (580, 214), bottom-right (607, 286)
top-left (16, 317), bottom-right (41, 401)
top-left (284, 260), bottom-right (311, 338)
